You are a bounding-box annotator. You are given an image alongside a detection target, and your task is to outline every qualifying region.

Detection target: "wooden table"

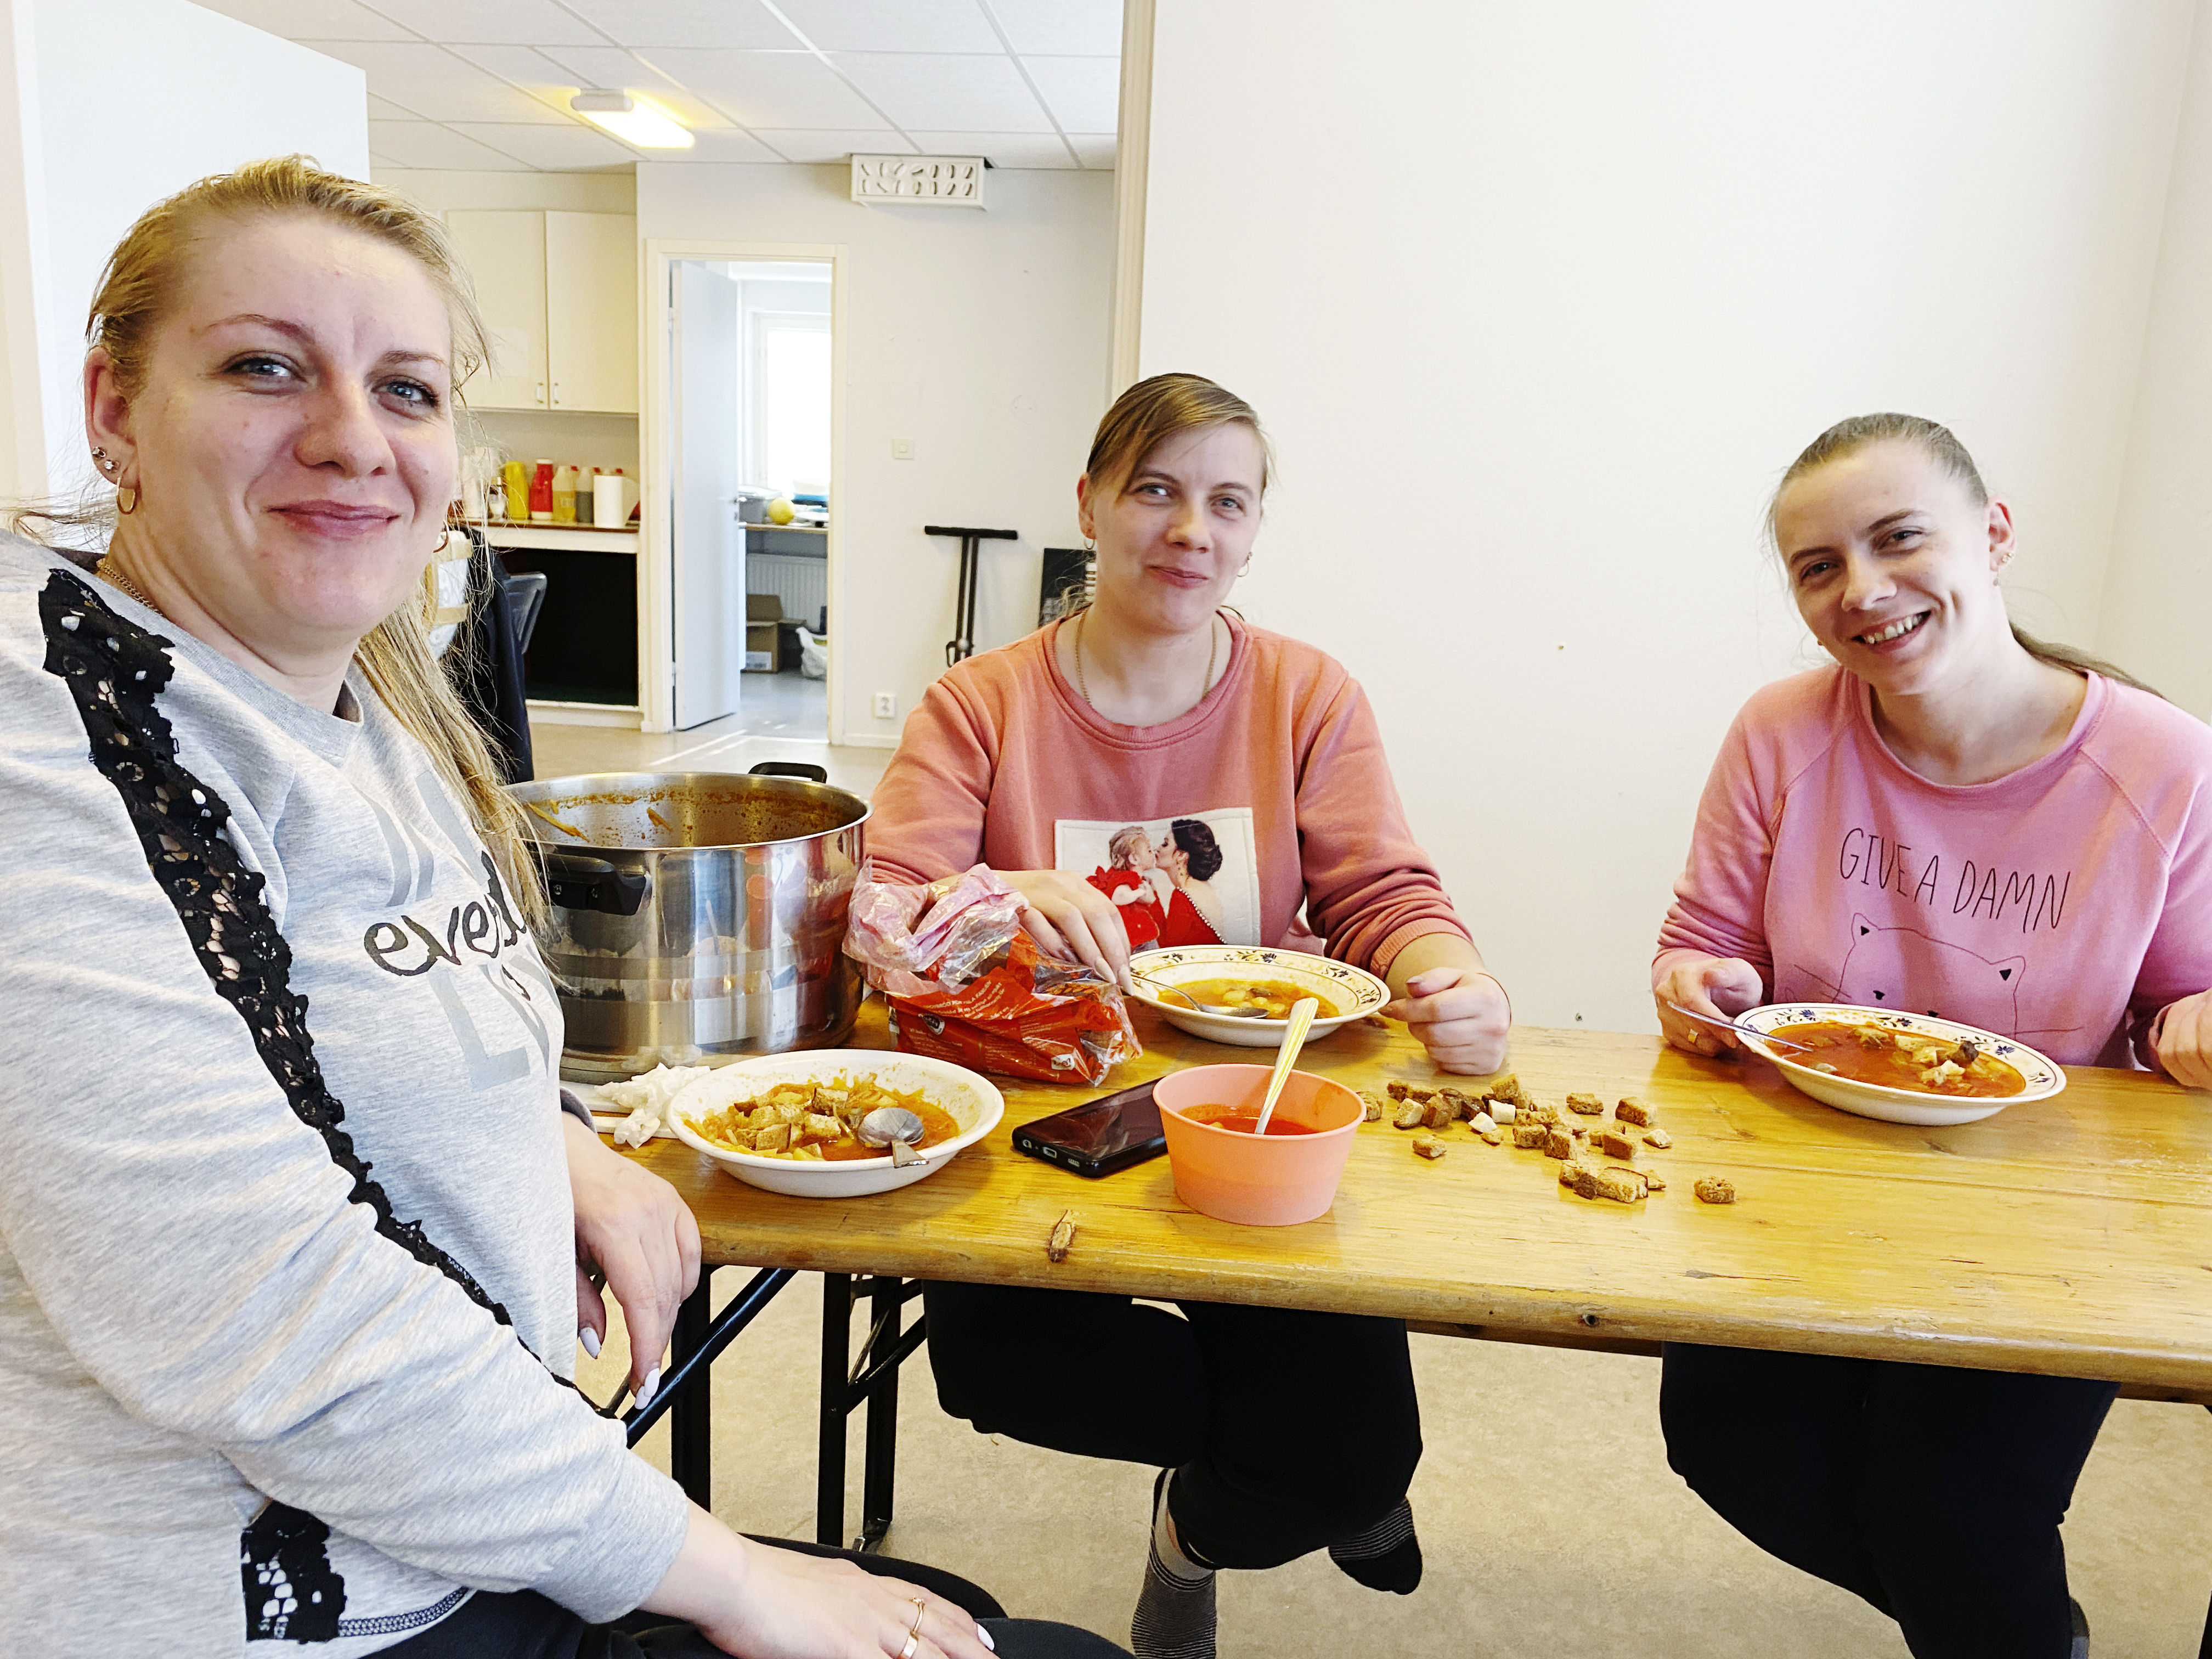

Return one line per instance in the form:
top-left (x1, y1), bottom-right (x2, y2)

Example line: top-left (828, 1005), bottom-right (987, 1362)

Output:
top-left (614, 1003), bottom-right (2212, 1542)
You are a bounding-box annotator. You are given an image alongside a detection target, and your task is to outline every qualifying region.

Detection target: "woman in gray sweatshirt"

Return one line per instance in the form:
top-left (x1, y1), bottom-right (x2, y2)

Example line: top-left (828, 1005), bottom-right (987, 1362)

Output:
top-left (0, 156), bottom-right (1119, 1659)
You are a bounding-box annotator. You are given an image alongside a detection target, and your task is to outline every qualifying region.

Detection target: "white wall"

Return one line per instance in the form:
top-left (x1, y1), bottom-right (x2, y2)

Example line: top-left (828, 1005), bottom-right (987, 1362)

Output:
top-left (0, 0), bottom-right (367, 502)
top-left (2100, 0), bottom-right (2212, 718)
top-left (375, 168), bottom-right (635, 218)
top-left (1137, 0), bottom-right (2197, 1032)
top-left (637, 162), bottom-right (1115, 741)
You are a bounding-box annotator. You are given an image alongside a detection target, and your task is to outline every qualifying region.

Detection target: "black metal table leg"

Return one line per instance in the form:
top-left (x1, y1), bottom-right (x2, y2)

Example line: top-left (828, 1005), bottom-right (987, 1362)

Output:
top-left (624, 1266), bottom-right (797, 1515)
top-left (667, 1268), bottom-right (714, 1508)
top-left (816, 1272), bottom-right (852, 1546)
top-left (859, 1274), bottom-right (904, 1550)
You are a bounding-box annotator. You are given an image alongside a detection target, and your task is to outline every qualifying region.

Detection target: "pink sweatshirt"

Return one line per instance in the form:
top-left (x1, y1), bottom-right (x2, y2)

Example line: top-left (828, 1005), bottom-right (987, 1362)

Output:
top-left (1655, 667), bottom-right (2212, 1067)
top-left (868, 615), bottom-right (1471, 977)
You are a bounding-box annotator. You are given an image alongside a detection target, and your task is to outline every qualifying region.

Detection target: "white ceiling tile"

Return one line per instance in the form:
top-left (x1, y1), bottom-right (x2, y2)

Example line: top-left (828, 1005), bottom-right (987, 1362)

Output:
top-left (1066, 133), bottom-right (1116, 169)
top-left (832, 53), bottom-right (1050, 131)
top-left (682, 129), bottom-right (788, 163)
top-left (904, 131), bottom-right (1074, 168)
top-left (190, 0), bottom-right (414, 41)
top-left (363, 0), bottom-right (602, 45)
top-left (640, 49), bottom-right (888, 129)
top-left (367, 93), bottom-right (430, 121)
top-left (443, 122), bottom-right (638, 169)
top-left (772, 0), bottom-right (998, 54)
top-left (557, 1), bottom-right (799, 49)
top-left (366, 120), bottom-right (536, 169)
top-left (757, 129), bottom-right (916, 163)
top-left (532, 45), bottom-right (738, 128)
top-left (1020, 55), bottom-right (1119, 132)
top-left (981, 0), bottom-right (1121, 56)
top-left (442, 43), bottom-right (591, 116)
top-left (307, 41), bottom-right (572, 122)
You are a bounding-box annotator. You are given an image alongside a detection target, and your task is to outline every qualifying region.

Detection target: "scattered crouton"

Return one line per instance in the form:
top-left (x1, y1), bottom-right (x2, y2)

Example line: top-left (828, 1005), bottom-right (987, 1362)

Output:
top-left (1596, 1128), bottom-right (1638, 1161)
top-left (1544, 1126), bottom-right (1573, 1160)
top-left (1393, 1101), bottom-right (1426, 1130)
top-left (1694, 1177), bottom-right (1736, 1205)
top-left (1359, 1090), bottom-right (1386, 1123)
top-left (1644, 1127), bottom-right (1673, 1149)
top-left (1615, 1097), bottom-right (1655, 1127)
top-left (1413, 1133), bottom-right (1447, 1160)
top-left (1566, 1092), bottom-right (1605, 1116)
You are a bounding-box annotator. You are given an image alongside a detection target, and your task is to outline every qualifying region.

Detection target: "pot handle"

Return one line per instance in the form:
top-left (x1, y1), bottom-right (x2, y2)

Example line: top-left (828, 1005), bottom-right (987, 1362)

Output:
top-left (542, 852), bottom-right (650, 916)
top-left (749, 760), bottom-right (829, 784)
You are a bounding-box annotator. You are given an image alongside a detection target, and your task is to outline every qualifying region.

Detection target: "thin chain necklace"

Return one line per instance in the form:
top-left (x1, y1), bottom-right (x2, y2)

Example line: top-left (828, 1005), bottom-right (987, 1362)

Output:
top-left (96, 554), bottom-right (163, 618)
top-left (1074, 608), bottom-right (1218, 718)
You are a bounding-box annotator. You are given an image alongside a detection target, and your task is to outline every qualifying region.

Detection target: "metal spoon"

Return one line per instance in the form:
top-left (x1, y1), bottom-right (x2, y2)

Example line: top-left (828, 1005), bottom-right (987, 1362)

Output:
top-left (855, 1107), bottom-right (927, 1166)
top-left (1664, 1001), bottom-right (1812, 1054)
top-left (1134, 973), bottom-right (1268, 1018)
top-left (1252, 998), bottom-right (1322, 1136)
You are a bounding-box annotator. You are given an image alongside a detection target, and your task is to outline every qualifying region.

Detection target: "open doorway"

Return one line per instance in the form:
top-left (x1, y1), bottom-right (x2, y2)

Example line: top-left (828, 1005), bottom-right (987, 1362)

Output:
top-left (661, 253), bottom-right (837, 735)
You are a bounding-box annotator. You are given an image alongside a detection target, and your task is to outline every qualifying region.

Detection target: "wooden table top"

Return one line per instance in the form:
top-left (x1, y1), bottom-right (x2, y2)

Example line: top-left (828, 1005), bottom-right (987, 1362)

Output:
top-left (616, 1003), bottom-right (2212, 1391)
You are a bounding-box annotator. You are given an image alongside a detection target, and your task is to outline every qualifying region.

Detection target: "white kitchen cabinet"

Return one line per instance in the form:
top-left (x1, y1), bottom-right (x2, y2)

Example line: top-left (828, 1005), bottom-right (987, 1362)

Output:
top-left (447, 211), bottom-right (637, 414)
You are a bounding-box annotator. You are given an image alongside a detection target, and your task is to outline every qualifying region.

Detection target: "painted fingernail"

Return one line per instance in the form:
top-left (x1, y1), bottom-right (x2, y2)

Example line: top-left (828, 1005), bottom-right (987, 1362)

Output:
top-left (977, 1627), bottom-right (996, 1651)
top-left (580, 1326), bottom-right (602, 1358)
top-left (634, 1364), bottom-right (661, 1410)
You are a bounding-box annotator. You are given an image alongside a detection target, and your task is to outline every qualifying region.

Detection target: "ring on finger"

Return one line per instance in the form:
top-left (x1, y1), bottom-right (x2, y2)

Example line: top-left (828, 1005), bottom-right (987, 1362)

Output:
top-left (897, 1596), bottom-right (927, 1659)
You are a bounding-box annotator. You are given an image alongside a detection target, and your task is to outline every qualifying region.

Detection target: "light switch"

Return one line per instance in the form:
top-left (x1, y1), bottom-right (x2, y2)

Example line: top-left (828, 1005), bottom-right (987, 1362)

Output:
top-left (891, 437), bottom-right (916, 460)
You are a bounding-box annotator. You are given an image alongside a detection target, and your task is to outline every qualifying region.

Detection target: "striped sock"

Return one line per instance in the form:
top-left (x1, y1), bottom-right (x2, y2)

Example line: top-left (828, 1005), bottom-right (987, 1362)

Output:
top-left (1131, 1469), bottom-right (1216, 1659)
top-left (1328, 1496), bottom-right (1422, 1594)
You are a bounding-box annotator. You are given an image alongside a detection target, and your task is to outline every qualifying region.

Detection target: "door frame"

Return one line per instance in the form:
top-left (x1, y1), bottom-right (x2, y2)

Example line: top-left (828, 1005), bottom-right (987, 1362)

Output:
top-left (641, 238), bottom-right (848, 736)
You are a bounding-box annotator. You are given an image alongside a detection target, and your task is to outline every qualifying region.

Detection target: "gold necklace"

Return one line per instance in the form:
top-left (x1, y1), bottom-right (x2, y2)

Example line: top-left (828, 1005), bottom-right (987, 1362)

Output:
top-left (1074, 608), bottom-right (1218, 715)
top-left (95, 554), bottom-right (163, 618)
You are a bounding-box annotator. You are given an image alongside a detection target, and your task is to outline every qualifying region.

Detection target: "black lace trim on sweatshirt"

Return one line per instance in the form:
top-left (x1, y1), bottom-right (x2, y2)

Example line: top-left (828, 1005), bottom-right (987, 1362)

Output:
top-left (38, 570), bottom-right (515, 1328)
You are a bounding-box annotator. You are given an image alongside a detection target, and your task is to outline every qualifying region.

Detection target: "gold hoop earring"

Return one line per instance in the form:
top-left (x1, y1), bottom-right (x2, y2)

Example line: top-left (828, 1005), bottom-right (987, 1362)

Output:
top-left (1238, 555), bottom-right (1253, 577)
top-left (115, 486), bottom-right (139, 515)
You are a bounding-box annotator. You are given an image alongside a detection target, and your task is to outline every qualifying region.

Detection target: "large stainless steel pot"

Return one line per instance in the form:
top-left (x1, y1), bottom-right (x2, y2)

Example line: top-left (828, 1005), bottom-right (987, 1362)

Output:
top-left (509, 764), bottom-right (868, 1082)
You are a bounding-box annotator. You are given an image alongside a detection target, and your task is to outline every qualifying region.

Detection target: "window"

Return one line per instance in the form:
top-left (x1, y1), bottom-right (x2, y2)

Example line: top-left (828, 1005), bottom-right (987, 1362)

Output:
top-left (747, 311), bottom-right (831, 497)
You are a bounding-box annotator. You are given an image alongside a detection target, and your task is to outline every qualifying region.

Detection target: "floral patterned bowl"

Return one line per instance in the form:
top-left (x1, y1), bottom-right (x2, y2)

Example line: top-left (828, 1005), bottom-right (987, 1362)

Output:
top-left (1127, 946), bottom-right (1390, 1049)
top-left (1734, 1003), bottom-right (2066, 1126)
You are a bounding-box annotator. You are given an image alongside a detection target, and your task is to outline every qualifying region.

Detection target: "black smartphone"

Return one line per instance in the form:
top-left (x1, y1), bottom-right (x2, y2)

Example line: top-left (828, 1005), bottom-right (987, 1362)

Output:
top-left (1012, 1081), bottom-right (1166, 1178)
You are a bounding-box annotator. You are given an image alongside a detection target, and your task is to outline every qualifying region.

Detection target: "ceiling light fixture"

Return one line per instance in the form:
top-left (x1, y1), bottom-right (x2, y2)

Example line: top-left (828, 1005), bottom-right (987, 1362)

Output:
top-left (569, 91), bottom-right (693, 150)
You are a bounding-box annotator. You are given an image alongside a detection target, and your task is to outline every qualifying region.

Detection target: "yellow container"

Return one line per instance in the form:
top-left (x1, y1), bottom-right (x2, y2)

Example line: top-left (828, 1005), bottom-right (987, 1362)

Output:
top-left (500, 460), bottom-right (529, 521)
top-left (551, 465), bottom-right (578, 524)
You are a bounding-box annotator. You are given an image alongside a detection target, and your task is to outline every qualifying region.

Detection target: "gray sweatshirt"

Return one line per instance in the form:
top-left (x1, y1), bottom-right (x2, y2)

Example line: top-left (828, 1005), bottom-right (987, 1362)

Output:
top-left (0, 541), bottom-right (691, 1656)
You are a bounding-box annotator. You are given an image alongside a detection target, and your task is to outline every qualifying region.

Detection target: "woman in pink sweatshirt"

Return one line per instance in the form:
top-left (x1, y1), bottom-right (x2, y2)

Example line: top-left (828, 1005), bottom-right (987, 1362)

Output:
top-left (1653, 413), bottom-right (2212, 1659)
top-left (869, 374), bottom-right (1510, 1659)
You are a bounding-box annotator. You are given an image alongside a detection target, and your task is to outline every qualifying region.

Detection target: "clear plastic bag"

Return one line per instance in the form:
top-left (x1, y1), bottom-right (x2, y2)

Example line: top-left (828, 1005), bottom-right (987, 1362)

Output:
top-left (843, 862), bottom-right (1140, 1084)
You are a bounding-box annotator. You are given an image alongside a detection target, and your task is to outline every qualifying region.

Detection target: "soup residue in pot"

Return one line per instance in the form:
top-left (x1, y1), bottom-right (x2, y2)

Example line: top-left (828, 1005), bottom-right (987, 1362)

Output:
top-left (692, 1075), bottom-right (962, 1161)
top-left (1168, 978), bottom-right (1341, 1020)
top-left (1765, 1022), bottom-right (2025, 1098)
top-left (1182, 1104), bottom-right (1325, 1136)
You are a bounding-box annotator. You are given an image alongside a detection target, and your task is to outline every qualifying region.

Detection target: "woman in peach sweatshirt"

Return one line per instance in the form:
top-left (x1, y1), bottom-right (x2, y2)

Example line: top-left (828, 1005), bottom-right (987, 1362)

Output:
top-left (1654, 413), bottom-right (2212, 1659)
top-left (868, 374), bottom-right (1510, 1659)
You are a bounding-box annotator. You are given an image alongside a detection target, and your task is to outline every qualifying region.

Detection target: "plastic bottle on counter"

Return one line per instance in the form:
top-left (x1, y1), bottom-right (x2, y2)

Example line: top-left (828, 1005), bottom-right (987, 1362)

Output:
top-left (529, 460), bottom-right (554, 522)
top-left (578, 466), bottom-right (598, 523)
top-left (551, 465), bottom-right (578, 524)
top-left (502, 460), bottom-right (530, 521)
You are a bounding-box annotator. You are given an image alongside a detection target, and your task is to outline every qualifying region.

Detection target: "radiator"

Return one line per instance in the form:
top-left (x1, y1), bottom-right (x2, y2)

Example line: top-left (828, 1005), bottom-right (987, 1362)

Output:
top-left (747, 554), bottom-right (827, 629)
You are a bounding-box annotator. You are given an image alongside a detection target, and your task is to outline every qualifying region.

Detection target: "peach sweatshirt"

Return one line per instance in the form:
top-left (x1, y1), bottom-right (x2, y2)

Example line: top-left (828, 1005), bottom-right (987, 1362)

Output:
top-left (868, 614), bottom-right (1471, 977)
top-left (1654, 666), bottom-right (2212, 1068)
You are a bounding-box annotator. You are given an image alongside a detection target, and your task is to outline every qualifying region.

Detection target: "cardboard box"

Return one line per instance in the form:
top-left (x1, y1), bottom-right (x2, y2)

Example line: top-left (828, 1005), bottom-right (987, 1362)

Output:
top-left (745, 594), bottom-right (781, 673)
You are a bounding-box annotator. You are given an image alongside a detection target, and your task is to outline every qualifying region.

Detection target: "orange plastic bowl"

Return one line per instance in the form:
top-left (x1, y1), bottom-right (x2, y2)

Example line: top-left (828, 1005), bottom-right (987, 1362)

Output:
top-left (1154, 1064), bottom-right (1364, 1226)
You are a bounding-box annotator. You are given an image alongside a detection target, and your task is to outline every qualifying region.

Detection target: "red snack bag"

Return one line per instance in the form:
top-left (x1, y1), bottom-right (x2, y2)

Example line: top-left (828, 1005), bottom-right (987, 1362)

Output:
top-left (844, 862), bottom-right (1140, 1084)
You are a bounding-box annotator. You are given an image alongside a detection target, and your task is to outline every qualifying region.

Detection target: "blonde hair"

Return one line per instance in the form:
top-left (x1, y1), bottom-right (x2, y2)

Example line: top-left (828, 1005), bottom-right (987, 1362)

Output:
top-left (1772, 413), bottom-right (2159, 698)
top-left (1107, 825), bottom-right (1153, 869)
top-left (1086, 373), bottom-right (1274, 496)
top-left (15, 155), bottom-right (545, 927)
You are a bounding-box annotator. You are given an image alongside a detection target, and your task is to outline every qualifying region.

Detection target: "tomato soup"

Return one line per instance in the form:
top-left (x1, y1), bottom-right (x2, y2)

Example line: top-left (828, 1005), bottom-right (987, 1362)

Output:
top-left (1182, 1104), bottom-right (1326, 1136)
top-left (1767, 1021), bottom-right (2025, 1098)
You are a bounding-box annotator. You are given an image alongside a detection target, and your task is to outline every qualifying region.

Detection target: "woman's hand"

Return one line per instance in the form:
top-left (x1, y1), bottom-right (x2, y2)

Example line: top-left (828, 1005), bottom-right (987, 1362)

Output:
top-left (999, 868), bottom-right (1135, 991)
top-left (649, 1510), bottom-right (997, 1659)
top-left (1654, 955), bottom-right (1767, 1056)
top-left (1383, 966), bottom-right (1511, 1074)
top-left (2151, 989), bottom-right (2212, 1089)
top-left (564, 1115), bottom-right (701, 1402)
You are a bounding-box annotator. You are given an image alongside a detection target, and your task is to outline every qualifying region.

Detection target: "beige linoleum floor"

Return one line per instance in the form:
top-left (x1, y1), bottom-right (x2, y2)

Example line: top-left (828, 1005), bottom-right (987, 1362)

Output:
top-left (546, 716), bottom-right (2212, 1658)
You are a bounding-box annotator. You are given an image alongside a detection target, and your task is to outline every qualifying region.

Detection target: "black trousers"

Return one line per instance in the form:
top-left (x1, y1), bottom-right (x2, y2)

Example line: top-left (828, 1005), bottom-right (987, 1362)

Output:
top-left (1660, 1343), bottom-right (2119, 1659)
top-left (381, 1535), bottom-right (1126, 1657)
top-left (922, 1281), bottom-right (1422, 1571)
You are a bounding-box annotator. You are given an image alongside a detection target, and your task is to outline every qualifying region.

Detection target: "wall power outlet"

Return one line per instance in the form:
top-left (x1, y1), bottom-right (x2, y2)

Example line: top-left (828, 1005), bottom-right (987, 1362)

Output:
top-left (872, 692), bottom-right (897, 719)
